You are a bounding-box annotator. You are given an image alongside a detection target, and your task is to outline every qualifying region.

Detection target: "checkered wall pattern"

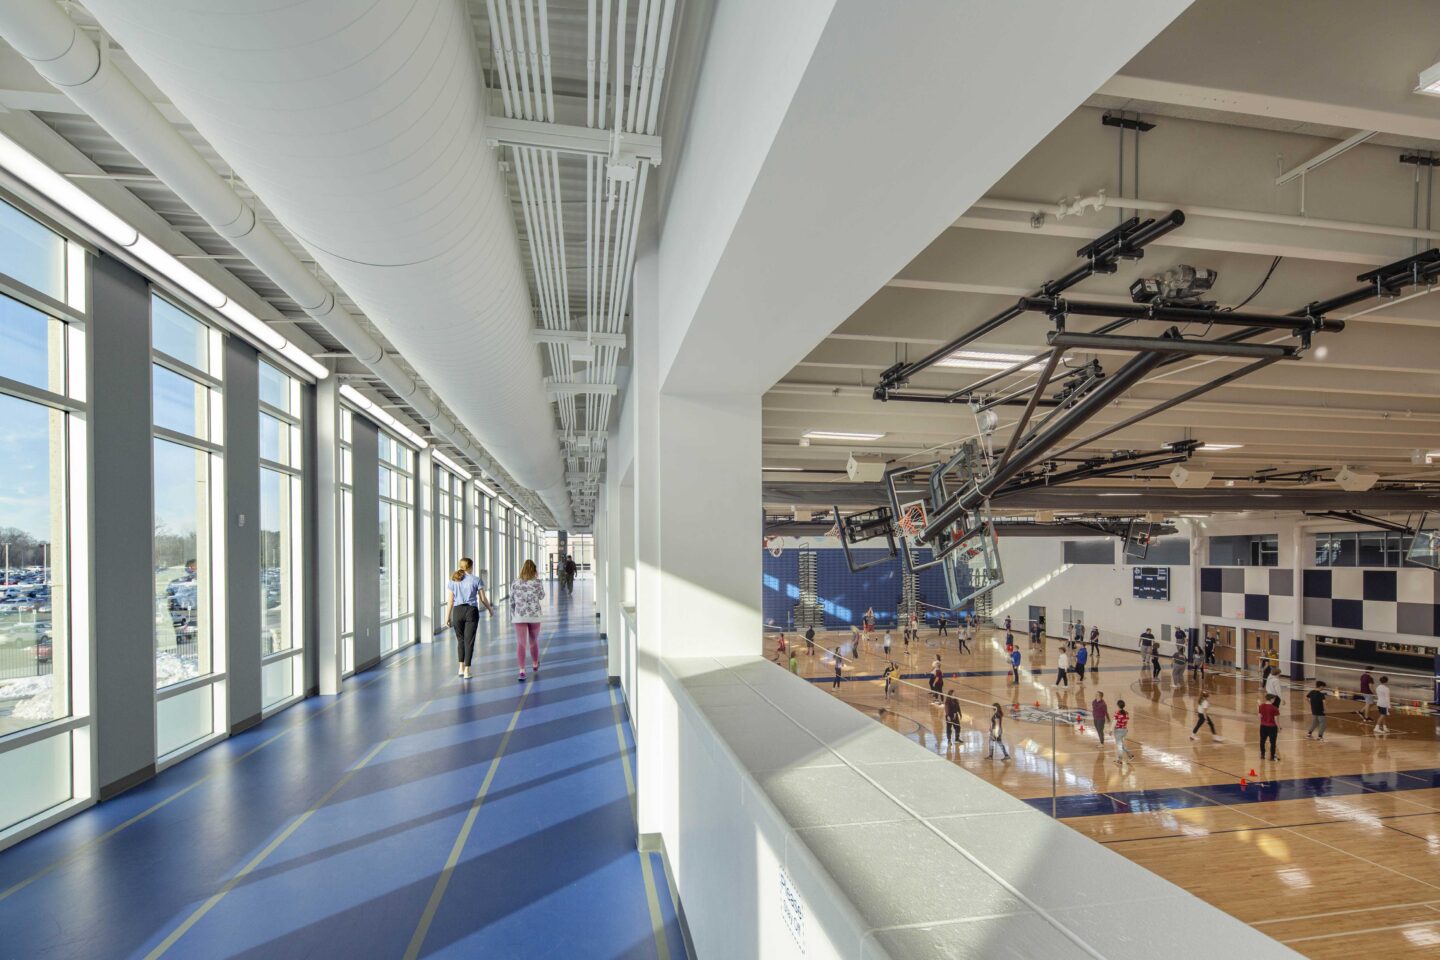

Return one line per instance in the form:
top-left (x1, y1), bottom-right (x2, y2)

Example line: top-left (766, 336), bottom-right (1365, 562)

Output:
top-left (1200, 566), bottom-right (1293, 623)
top-left (1301, 568), bottom-right (1440, 637)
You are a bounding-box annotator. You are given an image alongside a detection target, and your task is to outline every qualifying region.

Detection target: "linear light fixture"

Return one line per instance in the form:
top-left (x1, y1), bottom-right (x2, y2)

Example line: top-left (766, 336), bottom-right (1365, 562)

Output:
top-left (431, 448), bottom-right (471, 480)
top-left (1417, 62), bottom-right (1440, 96)
top-left (0, 131), bottom-right (326, 380)
top-left (762, 465), bottom-right (805, 471)
top-left (1197, 443), bottom-right (1244, 452)
top-left (934, 350), bottom-right (1044, 371)
top-left (339, 384), bottom-right (428, 449)
top-left (802, 430), bottom-right (886, 442)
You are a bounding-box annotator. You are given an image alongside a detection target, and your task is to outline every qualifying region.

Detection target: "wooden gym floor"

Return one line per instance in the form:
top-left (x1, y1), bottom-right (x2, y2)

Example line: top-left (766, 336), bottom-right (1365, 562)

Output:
top-left (765, 627), bottom-right (1440, 959)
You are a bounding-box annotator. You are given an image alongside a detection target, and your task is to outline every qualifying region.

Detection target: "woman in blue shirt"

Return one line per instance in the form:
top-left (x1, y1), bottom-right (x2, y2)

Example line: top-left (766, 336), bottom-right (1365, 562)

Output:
top-left (445, 557), bottom-right (493, 679)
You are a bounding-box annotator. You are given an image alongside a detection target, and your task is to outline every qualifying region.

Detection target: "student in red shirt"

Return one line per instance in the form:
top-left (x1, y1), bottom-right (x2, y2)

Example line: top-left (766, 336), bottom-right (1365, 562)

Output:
top-left (1258, 694), bottom-right (1281, 762)
top-left (1112, 699), bottom-right (1133, 764)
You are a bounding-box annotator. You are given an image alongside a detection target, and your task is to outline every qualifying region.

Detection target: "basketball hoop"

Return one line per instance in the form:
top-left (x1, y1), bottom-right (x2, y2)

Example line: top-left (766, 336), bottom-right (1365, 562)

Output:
top-left (764, 536), bottom-right (784, 558)
top-left (896, 500), bottom-right (928, 542)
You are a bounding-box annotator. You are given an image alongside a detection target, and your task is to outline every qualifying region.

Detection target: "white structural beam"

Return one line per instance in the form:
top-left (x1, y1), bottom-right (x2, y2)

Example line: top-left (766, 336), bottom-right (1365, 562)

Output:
top-left (654, 0), bottom-right (1194, 396)
top-left (1100, 0), bottom-right (1440, 141)
top-left (530, 328), bottom-right (626, 348)
top-left (1274, 131), bottom-right (1377, 185)
top-left (544, 379), bottom-right (618, 398)
top-left (484, 115), bottom-right (662, 164)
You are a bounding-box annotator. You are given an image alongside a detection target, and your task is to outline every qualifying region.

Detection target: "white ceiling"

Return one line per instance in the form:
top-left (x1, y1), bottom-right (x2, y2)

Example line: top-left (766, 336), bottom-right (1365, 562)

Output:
top-left (764, 0), bottom-right (1440, 518)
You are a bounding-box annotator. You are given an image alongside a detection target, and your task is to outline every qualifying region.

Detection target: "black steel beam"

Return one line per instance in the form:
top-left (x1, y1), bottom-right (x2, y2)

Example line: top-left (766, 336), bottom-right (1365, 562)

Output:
top-left (875, 211), bottom-right (1184, 395)
top-left (918, 349), bottom-right (1168, 543)
top-left (1046, 355), bottom-right (1281, 461)
top-left (992, 347), bottom-right (1064, 474)
top-left (1019, 296), bottom-right (1345, 333)
top-left (1048, 331), bottom-right (1299, 359)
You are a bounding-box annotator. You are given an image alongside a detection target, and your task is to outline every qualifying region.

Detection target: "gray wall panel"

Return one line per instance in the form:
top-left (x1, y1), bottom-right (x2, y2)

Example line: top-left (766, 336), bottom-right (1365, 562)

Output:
top-left (223, 337), bottom-right (261, 730)
top-left (351, 415), bottom-right (380, 669)
top-left (89, 254), bottom-right (157, 794)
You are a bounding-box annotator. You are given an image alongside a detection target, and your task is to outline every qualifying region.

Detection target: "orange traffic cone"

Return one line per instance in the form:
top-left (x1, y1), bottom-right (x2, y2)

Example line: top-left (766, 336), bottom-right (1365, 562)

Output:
top-left (1249, 768), bottom-right (1256, 777)
top-left (1240, 777), bottom-right (1248, 787)
top-left (1034, 700), bottom-right (1041, 708)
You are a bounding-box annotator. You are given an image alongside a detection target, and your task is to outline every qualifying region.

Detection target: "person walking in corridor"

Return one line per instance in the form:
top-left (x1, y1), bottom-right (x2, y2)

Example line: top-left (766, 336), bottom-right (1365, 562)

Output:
top-left (445, 557), bottom-right (493, 680)
top-left (511, 559), bottom-right (546, 681)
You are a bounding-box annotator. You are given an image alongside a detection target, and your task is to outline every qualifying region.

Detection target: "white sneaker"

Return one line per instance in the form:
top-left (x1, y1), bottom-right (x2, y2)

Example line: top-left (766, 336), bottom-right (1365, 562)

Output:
top-left (1189, 734), bottom-right (1197, 741)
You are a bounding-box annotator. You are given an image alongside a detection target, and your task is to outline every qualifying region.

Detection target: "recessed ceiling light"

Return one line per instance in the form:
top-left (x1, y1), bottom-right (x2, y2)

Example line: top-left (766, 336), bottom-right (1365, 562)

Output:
top-left (935, 350), bottom-right (1043, 371)
top-left (1417, 62), bottom-right (1440, 96)
top-left (1197, 443), bottom-right (1243, 452)
top-left (802, 430), bottom-right (886, 442)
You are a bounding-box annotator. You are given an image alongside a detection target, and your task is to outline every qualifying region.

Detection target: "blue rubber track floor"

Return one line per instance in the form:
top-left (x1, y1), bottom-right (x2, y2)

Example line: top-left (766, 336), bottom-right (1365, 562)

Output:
top-left (0, 581), bottom-right (686, 960)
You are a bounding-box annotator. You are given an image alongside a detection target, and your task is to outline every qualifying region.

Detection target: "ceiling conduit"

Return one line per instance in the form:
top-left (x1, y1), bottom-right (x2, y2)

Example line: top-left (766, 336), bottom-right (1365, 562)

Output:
top-left (6, 0), bottom-right (572, 528)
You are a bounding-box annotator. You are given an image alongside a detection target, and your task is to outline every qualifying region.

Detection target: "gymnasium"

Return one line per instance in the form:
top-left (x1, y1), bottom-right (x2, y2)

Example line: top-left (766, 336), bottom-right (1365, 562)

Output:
top-left (0, 1), bottom-right (1436, 958)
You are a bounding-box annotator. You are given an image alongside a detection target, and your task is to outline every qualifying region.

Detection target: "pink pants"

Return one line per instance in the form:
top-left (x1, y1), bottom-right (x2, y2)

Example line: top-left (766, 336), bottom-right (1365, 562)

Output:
top-left (515, 622), bottom-right (541, 672)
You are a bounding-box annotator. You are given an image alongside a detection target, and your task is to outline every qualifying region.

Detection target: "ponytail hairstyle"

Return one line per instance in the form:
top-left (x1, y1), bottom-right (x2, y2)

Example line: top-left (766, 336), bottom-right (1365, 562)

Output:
top-left (451, 557), bottom-right (474, 583)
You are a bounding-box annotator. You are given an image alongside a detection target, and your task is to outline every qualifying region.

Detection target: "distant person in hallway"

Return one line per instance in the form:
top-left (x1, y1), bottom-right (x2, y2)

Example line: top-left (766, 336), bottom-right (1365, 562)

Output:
top-left (511, 559), bottom-right (546, 681)
top-left (562, 554), bottom-right (578, 594)
top-left (1091, 692), bottom-right (1108, 746)
top-left (986, 703), bottom-right (1010, 760)
top-left (445, 557), bottom-right (493, 680)
top-left (1306, 681), bottom-right (1327, 740)
top-left (1258, 694), bottom-right (1281, 761)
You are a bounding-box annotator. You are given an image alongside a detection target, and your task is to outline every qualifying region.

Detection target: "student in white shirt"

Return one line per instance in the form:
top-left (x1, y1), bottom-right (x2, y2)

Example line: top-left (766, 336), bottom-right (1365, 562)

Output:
top-left (1375, 677), bottom-right (1392, 734)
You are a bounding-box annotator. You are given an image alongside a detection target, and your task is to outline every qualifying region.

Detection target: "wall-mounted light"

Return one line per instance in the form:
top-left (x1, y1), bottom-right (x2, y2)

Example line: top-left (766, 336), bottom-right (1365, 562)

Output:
top-left (1197, 443), bottom-right (1243, 452)
top-left (339, 384), bottom-right (428, 449)
top-left (432, 449), bottom-right (472, 480)
top-left (0, 131), bottom-right (327, 380)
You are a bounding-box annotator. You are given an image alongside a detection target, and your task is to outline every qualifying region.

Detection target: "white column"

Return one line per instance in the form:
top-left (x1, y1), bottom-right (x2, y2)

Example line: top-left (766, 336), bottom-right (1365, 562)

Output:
top-left (314, 373), bottom-right (342, 696)
top-left (417, 448), bottom-right (435, 644)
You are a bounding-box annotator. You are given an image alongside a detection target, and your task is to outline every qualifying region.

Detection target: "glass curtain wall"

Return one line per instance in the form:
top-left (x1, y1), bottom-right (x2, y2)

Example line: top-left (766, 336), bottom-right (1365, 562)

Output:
top-left (0, 200), bottom-right (88, 836)
top-left (151, 295), bottom-right (225, 760)
top-left (378, 432), bottom-right (415, 656)
top-left (258, 361), bottom-right (302, 710)
top-left (338, 411), bottom-right (354, 675)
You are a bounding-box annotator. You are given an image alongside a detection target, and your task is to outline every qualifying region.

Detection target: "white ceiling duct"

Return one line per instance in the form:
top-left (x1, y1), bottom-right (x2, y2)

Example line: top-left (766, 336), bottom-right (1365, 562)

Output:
top-left (74, 0), bottom-right (570, 526)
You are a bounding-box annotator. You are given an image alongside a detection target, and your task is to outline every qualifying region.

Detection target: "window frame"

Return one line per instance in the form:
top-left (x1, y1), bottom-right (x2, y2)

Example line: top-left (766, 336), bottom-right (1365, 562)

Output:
top-left (149, 292), bottom-right (228, 768)
top-left (0, 198), bottom-right (94, 847)
top-left (258, 360), bottom-right (303, 715)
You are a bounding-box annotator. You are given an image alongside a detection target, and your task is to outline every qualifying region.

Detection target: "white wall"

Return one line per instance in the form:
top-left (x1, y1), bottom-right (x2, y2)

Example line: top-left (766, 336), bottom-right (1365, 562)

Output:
top-left (988, 536), bottom-right (1196, 649)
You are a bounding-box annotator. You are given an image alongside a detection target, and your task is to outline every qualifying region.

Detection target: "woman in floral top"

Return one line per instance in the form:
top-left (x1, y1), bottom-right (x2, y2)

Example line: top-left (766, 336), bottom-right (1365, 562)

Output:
top-left (511, 559), bottom-right (546, 681)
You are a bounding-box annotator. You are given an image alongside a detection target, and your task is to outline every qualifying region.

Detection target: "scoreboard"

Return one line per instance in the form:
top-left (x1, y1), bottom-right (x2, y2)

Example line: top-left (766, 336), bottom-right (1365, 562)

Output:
top-left (1132, 566), bottom-right (1170, 601)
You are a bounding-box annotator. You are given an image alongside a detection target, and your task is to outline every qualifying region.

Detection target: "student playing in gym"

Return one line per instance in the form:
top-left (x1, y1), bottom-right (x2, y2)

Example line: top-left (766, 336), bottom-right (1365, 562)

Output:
top-left (1375, 676), bottom-right (1391, 734)
top-left (1009, 645), bottom-right (1021, 684)
top-left (943, 689), bottom-right (962, 746)
top-left (1258, 694), bottom-right (1281, 761)
top-left (1190, 692), bottom-right (1219, 741)
top-left (1306, 680), bottom-right (1328, 740)
top-left (1091, 691), bottom-right (1109, 746)
top-left (1113, 699), bottom-right (1133, 764)
top-left (987, 703), bottom-right (1010, 760)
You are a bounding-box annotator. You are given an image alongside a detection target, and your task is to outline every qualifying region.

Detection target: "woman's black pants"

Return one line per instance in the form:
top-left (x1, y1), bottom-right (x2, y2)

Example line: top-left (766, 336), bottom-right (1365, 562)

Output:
top-left (453, 603), bottom-right (480, 665)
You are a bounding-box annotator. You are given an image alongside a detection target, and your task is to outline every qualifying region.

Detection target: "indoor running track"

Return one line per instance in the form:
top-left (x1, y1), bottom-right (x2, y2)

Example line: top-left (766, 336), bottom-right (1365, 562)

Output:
top-left (0, 582), bottom-right (686, 960)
